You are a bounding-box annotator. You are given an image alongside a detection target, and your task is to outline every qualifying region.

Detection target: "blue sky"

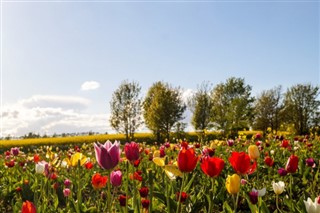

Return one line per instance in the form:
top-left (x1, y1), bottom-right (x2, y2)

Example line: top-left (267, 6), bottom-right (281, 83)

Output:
top-left (1, 1), bottom-right (319, 137)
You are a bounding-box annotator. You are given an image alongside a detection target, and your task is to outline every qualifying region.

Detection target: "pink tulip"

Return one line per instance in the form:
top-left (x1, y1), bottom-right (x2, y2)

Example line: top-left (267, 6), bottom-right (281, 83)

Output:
top-left (110, 170), bottom-right (122, 187)
top-left (94, 140), bottom-right (121, 170)
top-left (124, 142), bottom-right (140, 162)
top-left (63, 188), bottom-right (71, 197)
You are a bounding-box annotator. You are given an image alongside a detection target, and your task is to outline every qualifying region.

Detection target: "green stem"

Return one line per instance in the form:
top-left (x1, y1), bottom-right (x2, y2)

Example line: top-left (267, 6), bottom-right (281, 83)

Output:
top-left (77, 162), bottom-right (82, 213)
top-left (209, 178), bottom-right (215, 213)
top-left (166, 175), bottom-right (171, 213)
top-left (107, 171), bottom-right (112, 213)
top-left (290, 175), bottom-right (293, 211)
top-left (176, 173), bottom-right (186, 213)
top-left (233, 192), bottom-right (239, 213)
top-left (276, 194), bottom-right (282, 213)
top-left (125, 161), bottom-right (129, 213)
top-left (148, 170), bottom-right (154, 213)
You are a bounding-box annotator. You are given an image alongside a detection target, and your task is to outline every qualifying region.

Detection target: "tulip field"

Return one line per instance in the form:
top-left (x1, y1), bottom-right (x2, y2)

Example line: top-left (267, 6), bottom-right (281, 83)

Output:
top-left (1, 134), bottom-right (320, 213)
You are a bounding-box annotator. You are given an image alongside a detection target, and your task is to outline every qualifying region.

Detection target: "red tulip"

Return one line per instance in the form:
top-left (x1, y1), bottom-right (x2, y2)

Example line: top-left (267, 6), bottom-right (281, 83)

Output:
top-left (176, 192), bottom-right (188, 203)
top-left (200, 156), bottom-right (224, 177)
top-left (285, 155), bottom-right (299, 173)
top-left (264, 156), bottom-right (274, 167)
top-left (229, 152), bottom-right (257, 175)
top-left (21, 200), bottom-right (36, 213)
top-left (118, 194), bottom-right (127, 207)
top-left (141, 199), bottom-right (150, 209)
top-left (177, 146), bottom-right (198, 173)
top-left (139, 187), bottom-right (149, 198)
top-left (91, 173), bottom-right (108, 189)
top-left (124, 142), bottom-right (140, 162)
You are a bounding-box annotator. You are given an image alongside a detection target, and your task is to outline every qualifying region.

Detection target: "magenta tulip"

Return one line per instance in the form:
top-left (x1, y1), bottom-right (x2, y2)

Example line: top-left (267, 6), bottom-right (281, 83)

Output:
top-left (94, 140), bottom-right (121, 170)
top-left (124, 142), bottom-right (140, 162)
top-left (110, 170), bottom-right (122, 187)
top-left (11, 147), bottom-right (20, 156)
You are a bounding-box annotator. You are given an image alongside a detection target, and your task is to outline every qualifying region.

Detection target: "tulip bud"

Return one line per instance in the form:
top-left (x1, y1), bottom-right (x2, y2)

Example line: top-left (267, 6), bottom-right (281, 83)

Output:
top-left (278, 168), bottom-right (288, 176)
top-left (64, 179), bottom-right (72, 188)
top-left (21, 200), bottom-right (36, 213)
top-left (11, 147), bottom-right (20, 156)
top-left (306, 158), bottom-right (315, 167)
top-left (272, 181), bottom-right (285, 195)
top-left (124, 142), bottom-right (140, 162)
top-left (141, 199), bottom-right (150, 209)
top-left (35, 161), bottom-right (49, 174)
top-left (248, 145), bottom-right (259, 160)
top-left (285, 155), bottom-right (299, 173)
top-left (63, 188), bottom-right (71, 197)
top-left (110, 170), bottom-right (122, 187)
top-left (240, 179), bottom-right (247, 185)
top-left (226, 174), bottom-right (240, 195)
top-left (304, 197), bottom-right (320, 213)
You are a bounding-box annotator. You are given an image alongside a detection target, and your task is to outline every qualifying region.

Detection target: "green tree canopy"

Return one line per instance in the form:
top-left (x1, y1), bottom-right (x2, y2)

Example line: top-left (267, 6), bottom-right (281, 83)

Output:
top-left (109, 80), bottom-right (143, 141)
top-left (143, 81), bottom-right (186, 141)
top-left (282, 83), bottom-right (320, 135)
top-left (253, 86), bottom-right (283, 133)
top-left (210, 77), bottom-right (254, 136)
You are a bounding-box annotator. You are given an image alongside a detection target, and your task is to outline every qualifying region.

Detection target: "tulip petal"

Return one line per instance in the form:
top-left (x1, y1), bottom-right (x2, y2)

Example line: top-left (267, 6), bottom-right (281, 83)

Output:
top-left (99, 146), bottom-right (113, 170)
top-left (153, 157), bottom-right (165, 167)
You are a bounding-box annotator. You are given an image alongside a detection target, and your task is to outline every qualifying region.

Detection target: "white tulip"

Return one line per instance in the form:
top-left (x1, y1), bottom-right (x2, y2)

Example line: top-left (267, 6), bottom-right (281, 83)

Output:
top-left (304, 197), bottom-right (320, 213)
top-left (253, 187), bottom-right (266, 196)
top-left (272, 181), bottom-right (285, 195)
top-left (35, 161), bottom-right (48, 174)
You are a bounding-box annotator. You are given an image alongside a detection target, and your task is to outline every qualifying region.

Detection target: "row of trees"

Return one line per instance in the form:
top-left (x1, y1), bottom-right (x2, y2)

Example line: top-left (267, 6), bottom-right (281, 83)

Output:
top-left (109, 77), bottom-right (320, 141)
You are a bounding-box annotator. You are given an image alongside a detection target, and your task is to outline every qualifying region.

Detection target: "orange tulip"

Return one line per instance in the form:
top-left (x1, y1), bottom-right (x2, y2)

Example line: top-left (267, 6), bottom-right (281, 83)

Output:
top-left (21, 200), bottom-right (36, 213)
top-left (91, 173), bottom-right (108, 189)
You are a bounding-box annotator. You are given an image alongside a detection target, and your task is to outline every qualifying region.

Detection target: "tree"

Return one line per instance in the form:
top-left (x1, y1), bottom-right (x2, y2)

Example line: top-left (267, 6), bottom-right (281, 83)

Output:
top-left (110, 80), bottom-right (143, 141)
top-left (253, 86), bottom-right (283, 133)
top-left (143, 81), bottom-right (186, 141)
top-left (210, 77), bottom-right (255, 137)
top-left (282, 83), bottom-right (320, 135)
top-left (187, 81), bottom-right (213, 141)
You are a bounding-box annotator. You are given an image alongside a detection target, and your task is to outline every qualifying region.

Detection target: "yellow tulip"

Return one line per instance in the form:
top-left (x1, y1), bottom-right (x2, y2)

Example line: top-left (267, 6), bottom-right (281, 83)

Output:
top-left (153, 150), bottom-right (161, 158)
top-left (226, 174), bottom-right (240, 195)
top-left (64, 153), bottom-right (87, 167)
top-left (248, 145), bottom-right (260, 160)
top-left (153, 157), bottom-right (165, 167)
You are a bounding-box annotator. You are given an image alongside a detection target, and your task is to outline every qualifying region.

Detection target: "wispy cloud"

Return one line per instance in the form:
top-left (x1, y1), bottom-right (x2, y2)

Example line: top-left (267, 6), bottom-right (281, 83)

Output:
top-left (19, 95), bottom-right (90, 109)
top-left (2, 95), bottom-right (111, 137)
top-left (81, 81), bottom-right (100, 91)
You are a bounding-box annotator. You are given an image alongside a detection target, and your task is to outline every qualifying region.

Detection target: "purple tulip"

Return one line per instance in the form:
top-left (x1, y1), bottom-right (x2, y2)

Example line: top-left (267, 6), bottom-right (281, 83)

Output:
top-left (110, 170), bottom-right (122, 187)
top-left (227, 139), bottom-right (234, 147)
top-left (306, 158), bottom-right (315, 167)
top-left (249, 190), bottom-right (259, 205)
top-left (11, 147), bottom-right (20, 156)
top-left (64, 179), bottom-right (72, 188)
top-left (278, 168), bottom-right (288, 176)
top-left (94, 140), bottom-right (121, 170)
top-left (124, 142), bottom-right (140, 162)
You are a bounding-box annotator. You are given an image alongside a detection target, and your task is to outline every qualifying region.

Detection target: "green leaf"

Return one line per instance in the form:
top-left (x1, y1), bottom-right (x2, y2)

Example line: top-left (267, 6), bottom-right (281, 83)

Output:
top-left (223, 201), bottom-right (233, 213)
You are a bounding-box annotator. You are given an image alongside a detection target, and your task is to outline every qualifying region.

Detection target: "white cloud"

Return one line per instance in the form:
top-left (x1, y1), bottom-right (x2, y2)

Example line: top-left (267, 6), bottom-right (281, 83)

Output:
top-left (19, 95), bottom-right (90, 109)
top-left (181, 88), bottom-right (194, 104)
top-left (1, 95), bottom-right (111, 137)
top-left (81, 81), bottom-right (100, 91)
